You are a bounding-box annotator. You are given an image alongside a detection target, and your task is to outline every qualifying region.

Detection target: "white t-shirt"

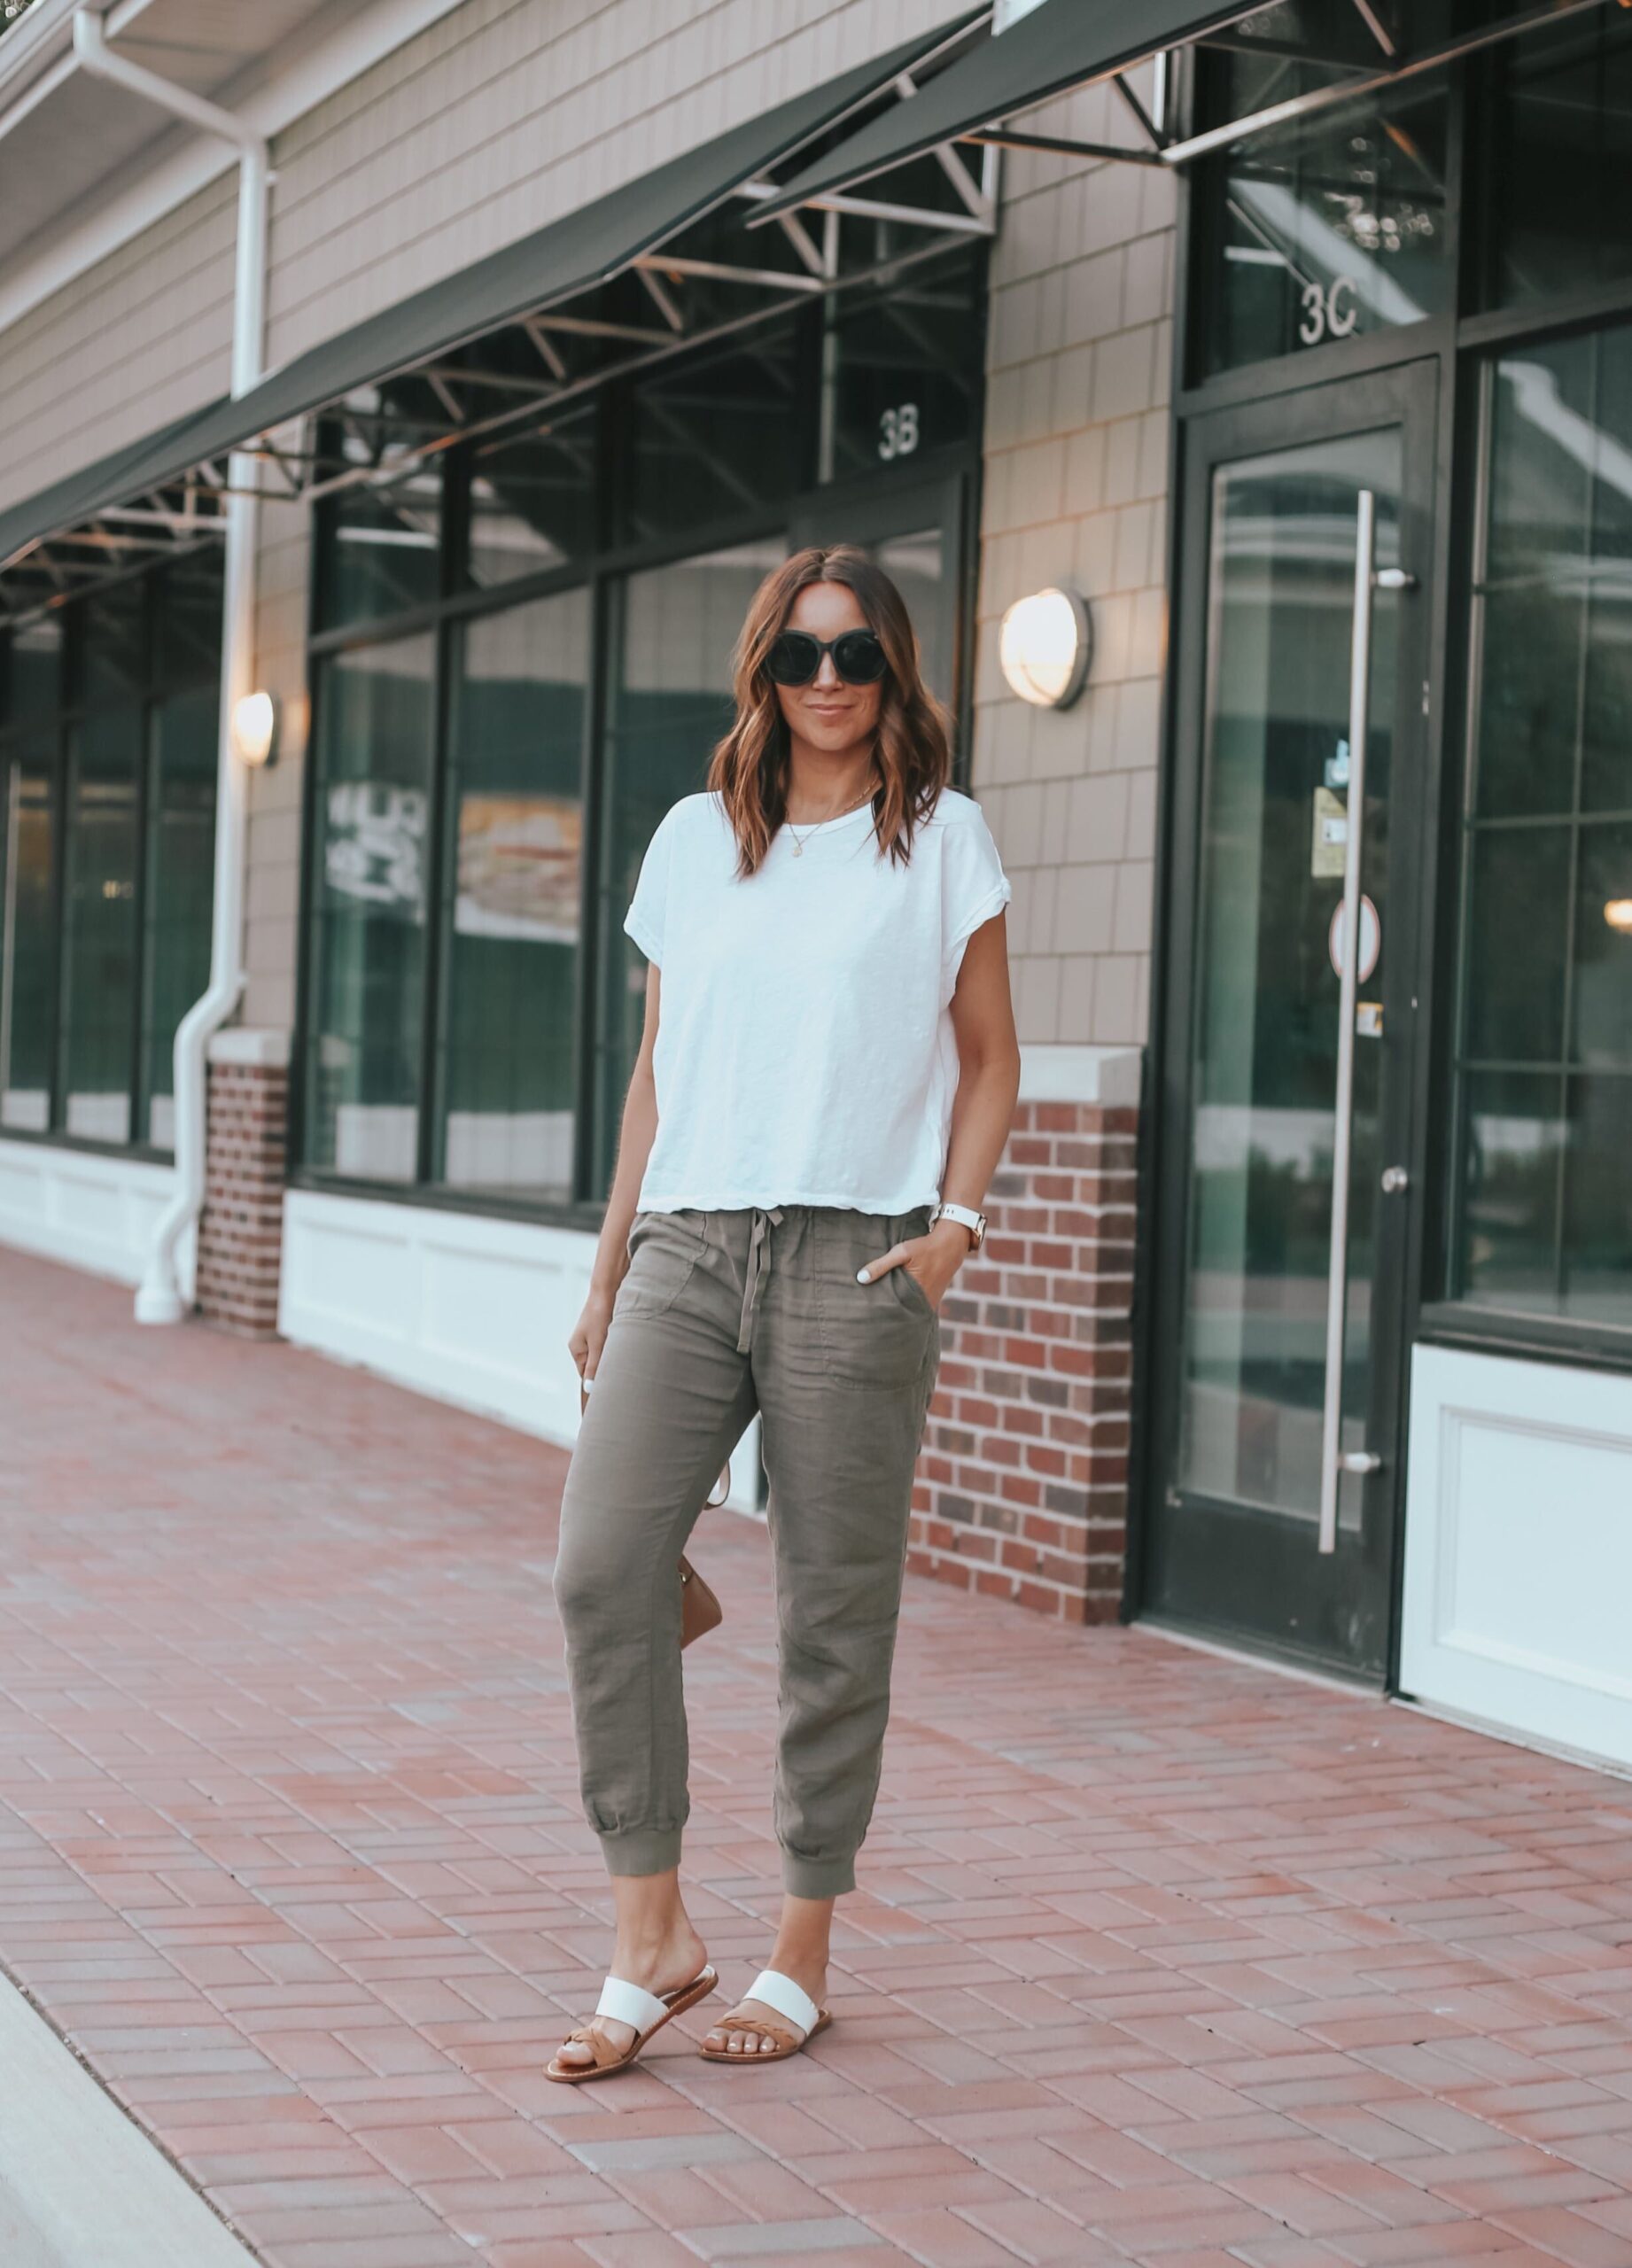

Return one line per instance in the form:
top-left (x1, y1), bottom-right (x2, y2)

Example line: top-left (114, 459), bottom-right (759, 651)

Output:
top-left (624, 784), bottom-right (1011, 1214)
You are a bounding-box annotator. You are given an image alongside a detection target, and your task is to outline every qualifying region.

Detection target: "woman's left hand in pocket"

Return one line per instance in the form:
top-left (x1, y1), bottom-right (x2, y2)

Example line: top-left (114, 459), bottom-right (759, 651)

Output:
top-left (856, 1223), bottom-right (970, 1313)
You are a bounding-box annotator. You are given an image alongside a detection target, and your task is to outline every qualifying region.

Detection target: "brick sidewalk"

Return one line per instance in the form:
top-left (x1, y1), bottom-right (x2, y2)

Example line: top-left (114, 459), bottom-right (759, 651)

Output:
top-left (2, 1252), bottom-right (1631, 2268)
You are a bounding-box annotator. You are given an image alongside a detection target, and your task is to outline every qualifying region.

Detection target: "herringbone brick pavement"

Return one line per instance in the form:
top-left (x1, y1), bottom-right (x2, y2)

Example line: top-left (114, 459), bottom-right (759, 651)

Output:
top-left (1, 1250), bottom-right (1630, 2268)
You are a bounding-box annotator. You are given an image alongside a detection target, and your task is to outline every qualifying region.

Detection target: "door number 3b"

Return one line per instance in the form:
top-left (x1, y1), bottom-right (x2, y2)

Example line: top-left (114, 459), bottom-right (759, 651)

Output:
top-left (1299, 276), bottom-right (1360, 347)
top-left (878, 403), bottom-right (920, 460)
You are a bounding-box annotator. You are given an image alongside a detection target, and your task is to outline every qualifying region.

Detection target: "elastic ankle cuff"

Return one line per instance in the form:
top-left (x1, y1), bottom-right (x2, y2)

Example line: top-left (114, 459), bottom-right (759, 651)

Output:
top-left (781, 1847), bottom-right (855, 1899)
top-left (598, 1825), bottom-right (683, 1877)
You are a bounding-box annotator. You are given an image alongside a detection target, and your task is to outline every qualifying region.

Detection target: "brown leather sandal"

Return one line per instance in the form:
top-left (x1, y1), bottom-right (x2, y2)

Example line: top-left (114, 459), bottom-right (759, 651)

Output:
top-left (547, 1963), bottom-right (718, 2084)
top-left (697, 1968), bottom-right (831, 2065)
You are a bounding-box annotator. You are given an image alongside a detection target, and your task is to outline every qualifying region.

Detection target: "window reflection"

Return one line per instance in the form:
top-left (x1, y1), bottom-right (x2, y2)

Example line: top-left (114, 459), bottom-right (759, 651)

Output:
top-left (305, 636), bottom-right (436, 1181)
top-left (825, 249), bottom-right (983, 486)
top-left (435, 591), bottom-right (589, 1199)
top-left (60, 709), bottom-right (141, 1143)
top-left (594, 542), bottom-right (784, 1191)
top-left (1450, 319), bottom-right (1632, 1327)
top-left (319, 395), bottom-right (443, 629)
top-left (1177, 431), bottom-right (1401, 1523)
top-left (466, 411), bottom-right (596, 589)
top-left (622, 335), bottom-right (801, 545)
top-left (1193, 43), bottom-right (1449, 378)
top-left (141, 684), bottom-right (218, 1151)
top-left (1483, 9), bottom-right (1632, 310)
top-left (1, 736), bottom-right (55, 1133)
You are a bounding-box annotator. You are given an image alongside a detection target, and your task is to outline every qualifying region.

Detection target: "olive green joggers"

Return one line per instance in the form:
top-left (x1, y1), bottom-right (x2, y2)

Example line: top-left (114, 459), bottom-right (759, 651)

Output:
top-left (554, 1201), bottom-right (942, 1899)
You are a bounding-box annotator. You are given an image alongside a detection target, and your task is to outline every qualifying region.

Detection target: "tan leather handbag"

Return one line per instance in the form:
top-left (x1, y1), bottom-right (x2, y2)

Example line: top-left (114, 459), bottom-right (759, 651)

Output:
top-left (579, 1377), bottom-right (724, 1648)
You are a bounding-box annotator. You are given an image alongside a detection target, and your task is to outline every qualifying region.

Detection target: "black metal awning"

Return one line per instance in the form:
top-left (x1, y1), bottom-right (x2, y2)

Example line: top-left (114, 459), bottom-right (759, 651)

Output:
top-left (753, 0), bottom-right (1254, 217)
top-left (752, 0), bottom-right (1612, 221)
top-left (0, 10), bottom-right (991, 617)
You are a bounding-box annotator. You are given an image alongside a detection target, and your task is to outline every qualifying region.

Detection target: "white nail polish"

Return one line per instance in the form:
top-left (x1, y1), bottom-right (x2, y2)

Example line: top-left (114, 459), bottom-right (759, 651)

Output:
top-left (856, 1268), bottom-right (869, 1282)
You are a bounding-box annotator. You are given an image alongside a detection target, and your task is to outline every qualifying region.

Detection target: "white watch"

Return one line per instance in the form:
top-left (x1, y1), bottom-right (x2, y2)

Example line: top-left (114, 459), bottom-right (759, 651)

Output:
top-left (929, 1200), bottom-right (986, 1251)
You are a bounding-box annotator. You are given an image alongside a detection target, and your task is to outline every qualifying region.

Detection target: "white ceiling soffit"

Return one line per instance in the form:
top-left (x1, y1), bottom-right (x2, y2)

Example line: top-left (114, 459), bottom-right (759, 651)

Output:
top-left (0, 0), bottom-right (473, 325)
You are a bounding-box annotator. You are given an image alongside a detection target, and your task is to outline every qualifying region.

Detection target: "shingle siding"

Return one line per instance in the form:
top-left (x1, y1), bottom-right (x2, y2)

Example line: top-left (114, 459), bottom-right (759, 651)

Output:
top-left (972, 76), bottom-right (1175, 1052)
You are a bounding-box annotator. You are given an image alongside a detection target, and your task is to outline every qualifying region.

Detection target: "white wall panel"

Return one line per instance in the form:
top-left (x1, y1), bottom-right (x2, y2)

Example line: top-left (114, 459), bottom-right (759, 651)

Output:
top-left (278, 1185), bottom-right (763, 1505)
top-left (1401, 1343), bottom-right (1632, 1773)
top-left (0, 1139), bottom-right (194, 1296)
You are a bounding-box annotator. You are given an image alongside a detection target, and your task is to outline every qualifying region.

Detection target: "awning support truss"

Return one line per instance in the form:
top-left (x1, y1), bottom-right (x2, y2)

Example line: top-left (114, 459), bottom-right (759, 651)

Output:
top-left (294, 226), bottom-right (986, 519)
top-left (3, 483), bottom-right (231, 607)
top-left (1, 206), bottom-right (987, 622)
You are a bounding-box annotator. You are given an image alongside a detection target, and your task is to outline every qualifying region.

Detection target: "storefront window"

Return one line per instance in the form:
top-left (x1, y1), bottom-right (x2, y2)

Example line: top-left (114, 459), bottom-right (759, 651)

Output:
top-left (464, 409), bottom-right (598, 591)
top-left (59, 708), bottom-right (141, 1142)
top-left (0, 557), bottom-right (221, 1153)
top-left (1449, 323), bottom-right (1632, 1327)
top-left (8, 613), bottom-right (61, 721)
top-left (304, 635), bottom-right (436, 1182)
top-left (1192, 44), bottom-right (1450, 379)
top-left (74, 577), bottom-right (147, 707)
top-left (620, 332), bottom-right (804, 545)
top-left (593, 543), bottom-right (783, 1189)
top-left (1480, 9), bottom-right (1632, 311)
top-left (141, 683), bottom-right (218, 1149)
top-left (433, 590), bottom-right (590, 1199)
top-left (0, 732), bottom-right (55, 1133)
top-left (318, 399), bottom-right (443, 629)
top-left (823, 247), bottom-right (984, 485)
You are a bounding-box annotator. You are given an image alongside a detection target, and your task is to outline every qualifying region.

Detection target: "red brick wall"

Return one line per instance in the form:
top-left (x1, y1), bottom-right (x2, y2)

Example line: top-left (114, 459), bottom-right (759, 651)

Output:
top-left (910, 1099), bottom-right (1139, 1624)
top-left (197, 1058), bottom-right (287, 1337)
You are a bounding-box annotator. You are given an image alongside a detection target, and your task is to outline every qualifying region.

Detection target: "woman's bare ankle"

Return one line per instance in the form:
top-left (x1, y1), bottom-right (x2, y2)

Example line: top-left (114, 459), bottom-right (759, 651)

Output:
top-left (610, 1914), bottom-right (708, 1992)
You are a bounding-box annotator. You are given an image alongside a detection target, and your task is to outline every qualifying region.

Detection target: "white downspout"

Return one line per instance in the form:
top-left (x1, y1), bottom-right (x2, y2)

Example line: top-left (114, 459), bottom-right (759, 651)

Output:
top-left (68, 8), bottom-right (271, 1324)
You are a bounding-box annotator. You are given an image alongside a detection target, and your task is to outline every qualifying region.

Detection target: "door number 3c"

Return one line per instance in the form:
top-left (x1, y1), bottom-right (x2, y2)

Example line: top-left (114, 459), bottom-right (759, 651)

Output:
top-left (1299, 276), bottom-right (1360, 347)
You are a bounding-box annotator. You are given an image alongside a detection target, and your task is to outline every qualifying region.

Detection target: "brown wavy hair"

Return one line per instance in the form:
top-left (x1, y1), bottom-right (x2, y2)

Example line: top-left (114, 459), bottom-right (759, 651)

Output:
top-left (706, 545), bottom-right (952, 877)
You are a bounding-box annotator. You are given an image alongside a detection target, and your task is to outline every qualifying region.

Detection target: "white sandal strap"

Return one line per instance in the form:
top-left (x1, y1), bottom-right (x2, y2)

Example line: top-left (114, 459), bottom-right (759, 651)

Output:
top-left (595, 1975), bottom-right (671, 2034)
top-left (744, 1969), bottom-right (820, 2039)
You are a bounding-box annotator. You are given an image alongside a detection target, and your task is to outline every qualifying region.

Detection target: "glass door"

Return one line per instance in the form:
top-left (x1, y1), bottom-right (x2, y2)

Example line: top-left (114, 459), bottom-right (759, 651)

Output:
top-left (1143, 366), bottom-right (1435, 1676)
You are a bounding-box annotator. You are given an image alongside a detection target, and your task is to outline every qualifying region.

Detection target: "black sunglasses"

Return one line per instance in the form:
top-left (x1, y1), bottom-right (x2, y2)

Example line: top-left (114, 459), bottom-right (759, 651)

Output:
top-left (765, 628), bottom-right (889, 687)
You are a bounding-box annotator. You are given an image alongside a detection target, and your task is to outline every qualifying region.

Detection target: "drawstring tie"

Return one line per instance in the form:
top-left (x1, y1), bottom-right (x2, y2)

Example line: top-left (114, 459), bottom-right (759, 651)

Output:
top-left (735, 1205), bottom-right (784, 1354)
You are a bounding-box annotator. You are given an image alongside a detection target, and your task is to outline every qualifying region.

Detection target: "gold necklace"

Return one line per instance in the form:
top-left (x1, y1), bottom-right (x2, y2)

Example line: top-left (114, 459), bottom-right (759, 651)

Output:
top-left (784, 776), bottom-right (878, 857)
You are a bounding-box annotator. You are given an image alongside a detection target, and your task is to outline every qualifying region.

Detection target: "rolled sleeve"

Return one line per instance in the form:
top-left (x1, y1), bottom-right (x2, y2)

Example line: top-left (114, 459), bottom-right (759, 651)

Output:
top-left (623, 810), bottom-right (675, 966)
top-left (943, 804), bottom-right (1013, 991)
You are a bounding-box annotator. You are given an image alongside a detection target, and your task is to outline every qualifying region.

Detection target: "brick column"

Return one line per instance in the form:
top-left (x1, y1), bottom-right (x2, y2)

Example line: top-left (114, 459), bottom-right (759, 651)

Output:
top-left (911, 1048), bottom-right (1141, 1625)
top-left (196, 1029), bottom-right (290, 1337)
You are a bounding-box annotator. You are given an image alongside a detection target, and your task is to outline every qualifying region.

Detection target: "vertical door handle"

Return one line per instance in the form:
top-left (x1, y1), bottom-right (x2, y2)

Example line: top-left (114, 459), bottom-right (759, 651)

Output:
top-left (1318, 491), bottom-right (1378, 1557)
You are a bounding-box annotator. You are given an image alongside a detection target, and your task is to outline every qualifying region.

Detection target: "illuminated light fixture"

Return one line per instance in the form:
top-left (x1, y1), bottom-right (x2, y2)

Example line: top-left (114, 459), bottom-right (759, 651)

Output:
top-left (1605, 898), bottom-right (1632, 933)
top-left (231, 688), bottom-right (279, 767)
top-left (999, 587), bottom-right (1092, 710)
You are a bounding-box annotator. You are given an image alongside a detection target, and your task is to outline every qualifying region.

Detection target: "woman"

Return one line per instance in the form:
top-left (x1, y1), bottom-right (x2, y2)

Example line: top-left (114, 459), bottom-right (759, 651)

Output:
top-left (548, 545), bottom-right (1020, 2082)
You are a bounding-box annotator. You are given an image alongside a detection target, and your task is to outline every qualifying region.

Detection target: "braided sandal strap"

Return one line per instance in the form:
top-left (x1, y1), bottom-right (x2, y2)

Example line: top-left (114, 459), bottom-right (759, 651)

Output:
top-left (562, 2023), bottom-right (632, 2070)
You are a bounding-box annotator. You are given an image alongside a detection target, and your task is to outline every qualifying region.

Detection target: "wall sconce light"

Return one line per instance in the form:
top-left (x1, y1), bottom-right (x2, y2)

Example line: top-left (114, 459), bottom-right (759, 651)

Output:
top-left (999, 586), bottom-right (1092, 710)
top-left (231, 688), bottom-right (279, 767)
top-left (1605, 898), bottom-right (1632, 934)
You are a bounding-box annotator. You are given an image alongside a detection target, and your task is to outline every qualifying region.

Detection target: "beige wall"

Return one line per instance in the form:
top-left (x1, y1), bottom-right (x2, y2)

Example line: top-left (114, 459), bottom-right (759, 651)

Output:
top-left (972, 75), bottom-right (1175, 1052)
